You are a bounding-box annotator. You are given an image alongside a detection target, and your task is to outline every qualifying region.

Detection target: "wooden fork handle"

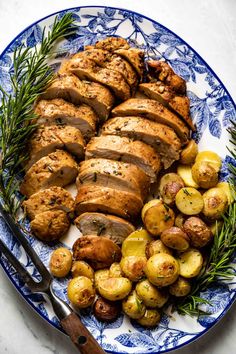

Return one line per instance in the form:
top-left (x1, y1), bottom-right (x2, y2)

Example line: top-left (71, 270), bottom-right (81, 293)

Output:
top-left (61, 312), bottom-right (106, 354)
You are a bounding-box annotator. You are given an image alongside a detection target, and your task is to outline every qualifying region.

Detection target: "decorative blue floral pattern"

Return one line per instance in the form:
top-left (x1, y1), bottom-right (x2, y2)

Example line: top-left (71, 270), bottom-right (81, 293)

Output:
top-left (0, 6), bottom-right (236, 354)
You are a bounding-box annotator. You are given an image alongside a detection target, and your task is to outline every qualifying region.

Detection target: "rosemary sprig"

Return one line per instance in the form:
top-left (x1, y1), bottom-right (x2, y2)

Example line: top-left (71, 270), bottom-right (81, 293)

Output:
top-left (0, 13), bottom-right (77, 217)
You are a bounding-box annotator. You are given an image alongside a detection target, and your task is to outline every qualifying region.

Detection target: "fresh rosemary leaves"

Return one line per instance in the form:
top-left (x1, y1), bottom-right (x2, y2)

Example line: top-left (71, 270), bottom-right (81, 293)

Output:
top-left (0, 13), bottom-right (77, 217)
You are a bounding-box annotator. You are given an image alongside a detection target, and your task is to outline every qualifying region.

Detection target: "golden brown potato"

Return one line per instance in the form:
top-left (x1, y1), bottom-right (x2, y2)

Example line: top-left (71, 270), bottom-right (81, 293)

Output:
top-left (49, 247), bottom-right (72, 278)
top-left (121, 229), bottom-right (152, 257)
top-left (159, 173), bottom-right (185, 205)
top-left (146, 239), bottom-right (172, 258)
top-left (202, 187), bottom-right (228, 220)
top-left (176, 248), bottom-right (203, 278)
top-left (216, 182), bottom-right (234, 204)
top-left (122, 290), bottom-right (146, 319)
top-left (195, 151), bottom-right (222, 172)
top-left (109, 262), bottom-right (124, 278)
top-left (175, 187), bottom-right (204, 215)
top-left (136, 279), bottom-right (169, 308)
top-left (73, 235), bottom-right (121, 269)
top-left (137, 309), bottom-right (161, 327)
top-left (94, 269), bottom-right (110, 290)
top-left (192, 161), bottom-right (218, 189)
top-left (97, 277), bottom-right (132, 301)
top-left (160, 227), bottom-right (190, 251)
top-left (71, 260), bottom-right (94, 280)
top-left (180, 139), bottom-right (198, 165)
top-left (183, 217), bottom-right (213, 248)
top-left (120, 256), bottom-right (147, 282)
top-left (145, 253), bottom-right (179, 287)
top-left (169, 276), bottom-right (191, 297)
top-left (142, 199), bottom-right (175, 236)
top-left (174, 213), bottom-right (186, 228)
top-left (67, 276), bottom-right (95, 308)
top-left (93, 297), bottom-right (121, 322)
top-left (177, 164), bottom-right (199, 188)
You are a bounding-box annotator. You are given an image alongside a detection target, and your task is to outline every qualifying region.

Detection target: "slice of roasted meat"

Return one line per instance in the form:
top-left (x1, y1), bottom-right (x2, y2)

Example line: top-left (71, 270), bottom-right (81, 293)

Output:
top-left (77, 158), bottom-right (150, 199)
top-left (74, 212), bottom-right (135, 245)
top-left (75, 184), bottom-right (143, 219)
top-left (102, 117), bottom-right (181, 169)
top-left (20, 150), bottom-right (78, 198)
top-left (59, 56), bottom-right (131, 101)
top-left (34, 99), bottom-right (98, 141)
top-left (114, 48), bottom-right (144, 79)
top-left (25, 125), bottom-right (85, 169)
top-left (147, 60), bottom-right (186, 95)
top-left (85, 37), bottom-right (130, 51)
top-left (22, 186), bottom-right (75, 220)
top-left (85, 135), bottom-right (161, 182)
top-left (72, 235), bottom-right (122, 270)
top-left (112, 98), bottom-right (189, 144)
top-left (139, 82), bottom-right (195, 130)
top-left (42, 74), bottom-right (114, 120)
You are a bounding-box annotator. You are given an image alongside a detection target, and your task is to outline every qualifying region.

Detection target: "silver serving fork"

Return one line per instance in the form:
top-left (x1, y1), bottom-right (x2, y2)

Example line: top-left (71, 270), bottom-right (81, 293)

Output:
top-left (0, 204), bottom-right (106, 354)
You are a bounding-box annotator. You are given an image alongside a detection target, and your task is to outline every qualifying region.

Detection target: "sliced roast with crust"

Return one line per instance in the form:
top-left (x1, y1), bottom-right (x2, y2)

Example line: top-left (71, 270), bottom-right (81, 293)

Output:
top-left (77, 158), bottom-right (150, 199)
top-left (74, 212), bottom-right (135, 244)
top-left (20, 150), bottom-right (78, 198)
top-left (86, 37), bottom-right (130, 51)
top-left (75, 184), bottom-right (143, 219)
top-left (114, 48), bottom-right (144, 79)
top-left (85, 135), bottom-right (161, 182)
top-left (102, 117), bottom-right (181, 169)
top-left (34, 99), bottom-right (98, 141)
top-left (139, 82), bottom-right (195, 130)
top-left (59, 56), bottom-right (131, 101)
top-left (111, 98), bottom-right (189, 144)
top-left (42, 74), bottom-right (114, 120)
top-left (25, 125), bottom-right (84, 169)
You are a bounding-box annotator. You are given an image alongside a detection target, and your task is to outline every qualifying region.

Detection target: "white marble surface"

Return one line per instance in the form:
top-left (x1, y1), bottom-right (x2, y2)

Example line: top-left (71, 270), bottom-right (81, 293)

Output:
top-left (0, 0), bottom-right (236, 353)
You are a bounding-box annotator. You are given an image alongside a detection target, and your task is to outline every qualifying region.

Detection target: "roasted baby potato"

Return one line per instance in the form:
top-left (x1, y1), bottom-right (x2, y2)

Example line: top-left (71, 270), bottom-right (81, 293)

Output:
top-left (93, 297), bottom-right (121, 322)
top-left (94, 269), bottom-right (110, 290)
top-left (174, 213), bottom-right (186, 228)
top-left (142, 199), bottom-right (175, 236)
top-left (145, 253), bottom-right (179, 287)
top-left (137, 309), bottom-right (161, 327)
top-left (73, 235), bottom-right (121, 269)
top-left (160, 227), bottom-right (190, 251)
top-left (67, 276), bottom-right (95, 308)
top-left (71, 260), bottom-right (94, 280)
top-left (146, 239), bottom-right (172, 258)
top-left (183, 217), bottom-right (213, 248)
top-left (136, 279), bottom-right (169, 308)
top-left (122, 290), bottom-right (146, 319)
top-left (176, 248), bottom-right (203, 278)
top-left (169, 276), bottom-right (191, 297)
top-left (177, 164), bottom-right (199, 188)
top-left (180, 139), bottom-right (198, 165)
top-left (191, 161), bottom-right (218, 189)
top-left (121, 229), bottom-right (152, 257)
top-left (159, 173), bottom-right (185, 205)
top-left (175, 187), bottom-right (204, 215)
top-left (195, 151), bottom-right (222, 172)
top-left (216, 182), bottom-right (234, 204)
top-left (202, 187), bottom-right (228, 220)
top-left (49, 247), bottom-right (72, 278)
top-left (97, 277), bottom-right (132, 301)
top-left (109, 262), bottom-right (123, 278)
top-left (120, 256), bottom-right (147, 282)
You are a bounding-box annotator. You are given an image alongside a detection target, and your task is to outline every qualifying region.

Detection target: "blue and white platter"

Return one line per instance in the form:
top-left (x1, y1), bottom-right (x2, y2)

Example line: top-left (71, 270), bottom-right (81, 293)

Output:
top-left (0, 6), bottom-right (236, 354)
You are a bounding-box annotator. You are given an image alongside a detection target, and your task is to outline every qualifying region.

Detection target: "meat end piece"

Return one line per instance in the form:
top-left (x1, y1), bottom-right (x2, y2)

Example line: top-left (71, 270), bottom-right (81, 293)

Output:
top-left (20, 150), bottom-right (78, 198)
top-left (41, 74), bottom-right (114, 120)
top-left (77, 158), bottom-right (150, 199)
top-left (25, 125), bottom-right (84, 170)
top-left (30, 210), bottom-right (70, 242)
top-left (85, 135), bottom-right (161, 183)
top-left (85, 37), bottom-right (130, 51)
top-left (75, 184), bottom-right (143, 219)
top-left (74, 212), bottom-right (135, 245)
top-left (112, 98), bottom-right (189, 144)
top-left (34, 99), bottom-right (98, 141)
top-left (22, 186), bottom-right (75, 220)
top-left (102, 117), bottom-right (181, 169)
